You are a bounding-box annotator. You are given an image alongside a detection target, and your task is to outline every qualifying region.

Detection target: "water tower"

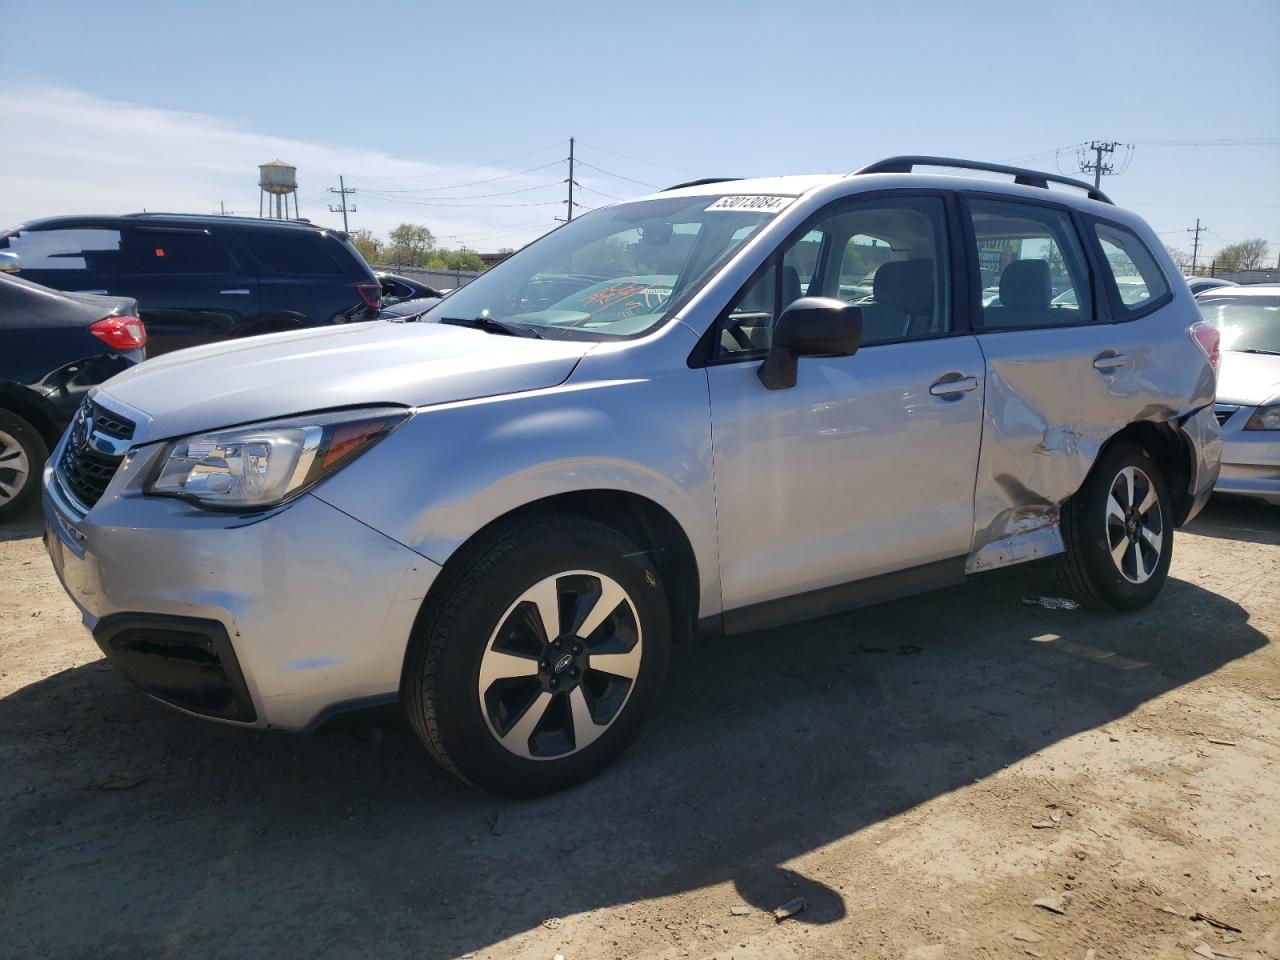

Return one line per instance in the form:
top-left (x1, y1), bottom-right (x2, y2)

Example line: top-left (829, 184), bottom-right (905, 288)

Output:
top-left (258, 160), bottom-right (299, 219)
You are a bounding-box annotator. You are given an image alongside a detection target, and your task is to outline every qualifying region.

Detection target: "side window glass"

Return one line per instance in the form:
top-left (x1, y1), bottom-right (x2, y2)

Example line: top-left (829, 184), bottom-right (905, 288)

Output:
top-left (713, 197), bottom-right (950, 359)
top-left (120, 230), bottom-right (232, 274)
top-left (1093, 222), bottom-right (1169, 313)
top-left (234, 231), bottom-right (345, 275)
top-left (969, 199), bottom-right (1092, 328)
top-left (2, 228), bottom-right (121, 273)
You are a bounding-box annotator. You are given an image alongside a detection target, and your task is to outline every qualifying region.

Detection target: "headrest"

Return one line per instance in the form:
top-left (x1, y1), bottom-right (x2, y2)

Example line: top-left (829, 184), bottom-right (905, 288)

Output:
top-left (873, 259), bottom-right (934, 315)
top-left (1000, 259), bottom-right (1052, 309)
top-left (782, 264), bottom-right (802, 308)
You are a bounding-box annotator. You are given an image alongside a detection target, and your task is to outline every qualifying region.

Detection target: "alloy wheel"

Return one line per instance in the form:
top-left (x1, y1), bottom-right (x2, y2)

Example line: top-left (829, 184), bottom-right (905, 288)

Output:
top-left (0, 430), bottom-right (30, 505)
top-left (1105, 465), bottom-right (1164, 584)
top-left (477, 570), bottom-right (643, 760)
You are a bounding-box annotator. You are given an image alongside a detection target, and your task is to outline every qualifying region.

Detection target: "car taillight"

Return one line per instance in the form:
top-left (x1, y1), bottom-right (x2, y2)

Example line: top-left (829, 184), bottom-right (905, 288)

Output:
top-left (356, 282), bottom-right (382, 309)
top-left (90, 315), bottom-right (147, 351)
top-left (1191, 321), bottom-right (1220, 372)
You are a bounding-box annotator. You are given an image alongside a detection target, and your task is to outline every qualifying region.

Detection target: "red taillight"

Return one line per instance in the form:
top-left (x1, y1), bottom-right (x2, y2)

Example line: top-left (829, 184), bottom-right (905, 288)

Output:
top-left (356, 282), bottom-right (382, 309)
top-left (90, 315), bottom-right (147, 351)
top-left (1191, 321), bottom-right (1220, 372)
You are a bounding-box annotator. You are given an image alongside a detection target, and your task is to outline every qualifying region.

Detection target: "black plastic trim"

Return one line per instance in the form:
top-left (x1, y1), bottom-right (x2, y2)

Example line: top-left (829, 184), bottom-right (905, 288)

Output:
top-left (1078, 215), bottom-right (1176, 324)
top-left (663, 177), bottom-right (741, 191)
top-left (854, 156), bottom-right (1113, 204)
top-left (703, 556), bottom-right (967, 637)
top-left (92, 613), bottom-right (257, 723)
top-left (302, 693), bottom-right (401, 735)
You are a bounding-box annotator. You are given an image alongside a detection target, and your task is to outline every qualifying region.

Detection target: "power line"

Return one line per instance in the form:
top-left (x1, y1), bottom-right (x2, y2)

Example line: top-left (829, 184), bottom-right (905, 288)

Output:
top-left (361, 181), bottom-right (562, 202)
top-left (573, 140), bottom-right (714, 177)
top-left (574, 159), bottom-right (660, 189)
top-left (364, 160), bottom-right (564, 194)
top-left (1133, 137), bottom-right (1280, 147)
top-left (358, 194), bottom-right (563, 209)
top-left (358, 140), bottom-right (566, 182)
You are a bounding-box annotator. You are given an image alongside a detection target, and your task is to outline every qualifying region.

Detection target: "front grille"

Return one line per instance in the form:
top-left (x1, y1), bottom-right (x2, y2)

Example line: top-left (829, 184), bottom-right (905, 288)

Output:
top-left (1214, 404), bottom-right (1239, 427)
top-left (91, 405), bottom-right (135, 441)
top-left (55, 400), bottom-right (137, 510)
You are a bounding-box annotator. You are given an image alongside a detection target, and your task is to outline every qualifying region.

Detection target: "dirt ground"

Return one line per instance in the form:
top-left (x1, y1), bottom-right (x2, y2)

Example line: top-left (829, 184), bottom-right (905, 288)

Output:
top-left (1, 498), bottom-right (1277, 960)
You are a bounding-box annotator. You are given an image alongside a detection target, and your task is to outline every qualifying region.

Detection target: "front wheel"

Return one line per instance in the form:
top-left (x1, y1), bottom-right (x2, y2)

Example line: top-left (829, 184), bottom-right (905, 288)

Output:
top-left (1059, 441), bottom-right (1172, 611)
top-left (403, 515), bottom-right (671, 796)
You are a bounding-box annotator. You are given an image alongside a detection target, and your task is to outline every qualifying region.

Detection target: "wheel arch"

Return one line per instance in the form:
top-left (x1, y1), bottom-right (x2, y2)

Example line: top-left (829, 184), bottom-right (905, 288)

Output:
top-left (0, 382), bottom-right (64, 450)
top-left (409, 489), bottom-right (702, 663)
top-left (1094, 418), bottom-right (1196, 526)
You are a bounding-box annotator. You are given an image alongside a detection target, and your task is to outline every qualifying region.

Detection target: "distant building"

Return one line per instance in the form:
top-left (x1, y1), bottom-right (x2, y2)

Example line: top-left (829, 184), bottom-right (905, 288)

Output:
top-left (480, 251), bottom-right (513, 269)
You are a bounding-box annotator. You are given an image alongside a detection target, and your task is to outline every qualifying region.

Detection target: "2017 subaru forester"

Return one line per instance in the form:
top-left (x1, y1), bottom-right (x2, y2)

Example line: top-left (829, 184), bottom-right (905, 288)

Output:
top-left (43, 157), bottom-right (1222, 796)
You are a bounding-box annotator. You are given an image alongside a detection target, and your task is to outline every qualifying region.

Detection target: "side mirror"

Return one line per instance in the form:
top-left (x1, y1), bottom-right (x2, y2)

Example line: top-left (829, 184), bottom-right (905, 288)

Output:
top-left (0, 252), bottom-right (20, 274)
top-left (757, 297), bottom-right (862, 390)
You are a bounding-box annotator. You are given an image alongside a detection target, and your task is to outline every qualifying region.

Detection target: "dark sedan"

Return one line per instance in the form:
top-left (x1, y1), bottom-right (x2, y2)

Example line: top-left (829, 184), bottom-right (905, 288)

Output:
top-left (0, 273), bottom-right (145, 519)
top-left (377, 271), bottom-right (447, 306)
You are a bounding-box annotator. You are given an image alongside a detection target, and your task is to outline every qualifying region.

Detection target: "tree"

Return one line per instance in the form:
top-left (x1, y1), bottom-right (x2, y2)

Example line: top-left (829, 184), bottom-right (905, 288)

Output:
top-left (385, 222), bottom-right (436, 268)
top-left (426, 248), bottom-right (485, 272)
top-left (348, 229), bottom-right (382, 265)
top-left (1214, 238), bottom-right (1269, 272)
top-left (1165, 245), bottom-right (1191, 271)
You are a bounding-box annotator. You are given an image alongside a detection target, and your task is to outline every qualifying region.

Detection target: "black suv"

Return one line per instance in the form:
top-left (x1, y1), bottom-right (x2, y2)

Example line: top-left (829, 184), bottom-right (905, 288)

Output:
top-left (0, 214), bottom-right (380, 355)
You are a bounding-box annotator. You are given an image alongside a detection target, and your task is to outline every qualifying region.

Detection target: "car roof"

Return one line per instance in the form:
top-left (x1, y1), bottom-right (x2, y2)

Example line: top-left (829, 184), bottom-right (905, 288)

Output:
top-left (1196, 283), bottom-right (1280, 298)
top-left (644, 168), bottom-right (1119, 215)
top-left (12, 213), bottom-right (337, 234)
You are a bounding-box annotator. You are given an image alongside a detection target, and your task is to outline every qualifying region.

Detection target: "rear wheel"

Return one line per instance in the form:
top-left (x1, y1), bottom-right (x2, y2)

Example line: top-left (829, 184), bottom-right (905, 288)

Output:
top-left (1060, 441), bottom-right (1172, 611)
top-left (403, 514), bottom-right (671, 796)
top-left (0, 410), bottom-right (47, 522)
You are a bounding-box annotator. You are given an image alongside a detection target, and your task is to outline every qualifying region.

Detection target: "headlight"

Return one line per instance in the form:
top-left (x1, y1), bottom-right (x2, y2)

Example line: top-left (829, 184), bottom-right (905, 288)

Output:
top-left (148, 407), bottom-right (408, 510)
top-left (1244, 403), bottom-right (1280, 431)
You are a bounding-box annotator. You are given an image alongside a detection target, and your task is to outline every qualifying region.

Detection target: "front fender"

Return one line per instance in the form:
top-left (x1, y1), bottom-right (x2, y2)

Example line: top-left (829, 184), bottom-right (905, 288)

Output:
top-left (312, 365), bottom-right (721, 618)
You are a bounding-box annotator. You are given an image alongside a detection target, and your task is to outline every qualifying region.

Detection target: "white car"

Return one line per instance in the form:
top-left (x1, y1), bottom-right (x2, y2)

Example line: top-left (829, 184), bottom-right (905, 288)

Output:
top-left (1198, 283), bottom-right (1280, 504)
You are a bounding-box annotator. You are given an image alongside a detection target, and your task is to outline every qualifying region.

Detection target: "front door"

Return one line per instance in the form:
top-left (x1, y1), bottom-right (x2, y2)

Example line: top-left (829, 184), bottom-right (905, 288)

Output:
top-left (117, 226), bottom-right (259, 355)
top-left (705, 194), bottom-right (985, 621)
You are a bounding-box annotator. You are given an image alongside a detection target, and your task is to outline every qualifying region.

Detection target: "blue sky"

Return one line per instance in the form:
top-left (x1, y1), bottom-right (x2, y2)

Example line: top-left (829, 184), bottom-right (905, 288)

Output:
top-left (1, 0), bottom-right (1277, 260)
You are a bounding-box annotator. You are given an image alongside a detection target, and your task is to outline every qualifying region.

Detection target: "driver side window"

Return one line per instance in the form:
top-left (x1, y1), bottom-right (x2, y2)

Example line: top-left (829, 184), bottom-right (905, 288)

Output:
top-left (713, 197), bottom-right (951, 359)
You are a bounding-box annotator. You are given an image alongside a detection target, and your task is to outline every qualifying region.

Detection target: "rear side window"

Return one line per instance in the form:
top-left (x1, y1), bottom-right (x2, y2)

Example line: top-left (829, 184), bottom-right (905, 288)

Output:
top-left (1092, 221), bottom-right (1169, 314)
top-left (234, 230), bottom-right (346, 275)
top-left (968, 198), bottom-right (1092, 329)
top-left (1, 228), bottom-right (121, 272)
top-left (120, 229), bottom-right (231, 274)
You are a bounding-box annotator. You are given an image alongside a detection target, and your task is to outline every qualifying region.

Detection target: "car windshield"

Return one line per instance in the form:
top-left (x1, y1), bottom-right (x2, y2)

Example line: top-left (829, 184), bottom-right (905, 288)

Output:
top-left (1198, 295), bottom-right (1280, 354)
top-left (416, 194), bottom-right (789, 339)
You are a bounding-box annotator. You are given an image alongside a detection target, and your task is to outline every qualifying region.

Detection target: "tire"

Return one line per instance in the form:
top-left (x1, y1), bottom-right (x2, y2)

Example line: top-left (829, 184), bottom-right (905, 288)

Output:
top-left (1059, 441), bottom-right (1173, 612)
top-left (0, 410), bottom-right (48, 523)
top-left (403, 514), bottom-right (671, 797)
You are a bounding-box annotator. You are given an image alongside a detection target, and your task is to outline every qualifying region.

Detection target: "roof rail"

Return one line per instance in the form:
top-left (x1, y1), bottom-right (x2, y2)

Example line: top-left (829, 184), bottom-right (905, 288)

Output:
top-left (663, 177), bottom-right (740, 192)
top-left (851, 156), bottom-right (1113, 204)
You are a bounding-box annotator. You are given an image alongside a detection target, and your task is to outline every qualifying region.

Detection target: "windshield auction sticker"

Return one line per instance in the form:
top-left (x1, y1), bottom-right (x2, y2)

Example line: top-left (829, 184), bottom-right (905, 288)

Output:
top-left (705, 195), bottom-right (796, 213)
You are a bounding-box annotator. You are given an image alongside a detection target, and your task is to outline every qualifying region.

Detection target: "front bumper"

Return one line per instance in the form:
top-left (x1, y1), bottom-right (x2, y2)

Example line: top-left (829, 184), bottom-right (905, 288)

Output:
top-left (1213, 404), bottom-right (1280, 506)
top-left (42, 435), bottom-right (440, 731)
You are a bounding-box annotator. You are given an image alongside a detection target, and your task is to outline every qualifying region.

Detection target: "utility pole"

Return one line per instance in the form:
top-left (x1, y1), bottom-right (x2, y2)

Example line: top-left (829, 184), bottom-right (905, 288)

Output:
top-left (566, 137), bottom-right (578, 221)
top-left (1079, 140), bottom-right (1119, 190)
top-left (220, 201), bottom-right (226, 216)
top-left (1187, 218), bottom-right (1205, 275)
top-left (327, 176), bottom-right (357, 232)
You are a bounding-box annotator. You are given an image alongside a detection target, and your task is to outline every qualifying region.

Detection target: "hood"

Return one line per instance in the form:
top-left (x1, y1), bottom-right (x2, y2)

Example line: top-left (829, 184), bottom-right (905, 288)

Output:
top-left (97, 319), bottom-right (594, 441)
top-left (1217, 350), bottom-right (1280, 406)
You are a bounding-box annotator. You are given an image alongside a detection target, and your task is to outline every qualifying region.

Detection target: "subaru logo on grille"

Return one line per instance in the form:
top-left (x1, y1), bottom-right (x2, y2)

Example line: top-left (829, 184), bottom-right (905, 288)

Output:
top-left (71, 404), bottom-right (93, 451)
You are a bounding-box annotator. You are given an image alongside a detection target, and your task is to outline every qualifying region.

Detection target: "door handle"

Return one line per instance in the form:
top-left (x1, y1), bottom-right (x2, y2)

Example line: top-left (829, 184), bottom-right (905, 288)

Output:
top-left (220, 288), bottom-right (251, 295)
top-left (1093, 352), bottom-right (1128, 371)
top-left (929, 375), bottom-right (979, 397)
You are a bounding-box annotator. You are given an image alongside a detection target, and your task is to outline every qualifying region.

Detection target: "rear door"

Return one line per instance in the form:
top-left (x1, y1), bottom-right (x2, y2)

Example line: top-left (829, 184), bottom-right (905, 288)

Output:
top-left (705, 192), bottom-right (986, 624)
top-left (116, 226), bottom-right (259, 355)
top-left (961, 194), bottom-right (1174, 562)
top-left (231, 228), bottom-right (359, 326)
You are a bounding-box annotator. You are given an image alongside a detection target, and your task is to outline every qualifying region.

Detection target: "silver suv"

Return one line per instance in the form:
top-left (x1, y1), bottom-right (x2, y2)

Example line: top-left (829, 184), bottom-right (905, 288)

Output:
top-left (43, 157), bottom-right (1222, 796)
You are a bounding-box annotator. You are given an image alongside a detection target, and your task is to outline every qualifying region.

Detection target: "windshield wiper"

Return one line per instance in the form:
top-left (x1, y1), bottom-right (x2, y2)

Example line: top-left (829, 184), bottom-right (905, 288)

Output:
top-left (440, 316), bottom-right (544, 339)
top-left (1236, 348), bottom-right (1280, 356)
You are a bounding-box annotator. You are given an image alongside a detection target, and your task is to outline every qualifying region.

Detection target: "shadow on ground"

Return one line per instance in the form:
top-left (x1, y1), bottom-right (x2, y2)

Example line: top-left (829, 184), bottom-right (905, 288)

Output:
top-left (0, 505), bottom-right (1274, 958)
